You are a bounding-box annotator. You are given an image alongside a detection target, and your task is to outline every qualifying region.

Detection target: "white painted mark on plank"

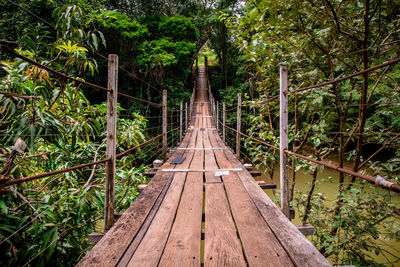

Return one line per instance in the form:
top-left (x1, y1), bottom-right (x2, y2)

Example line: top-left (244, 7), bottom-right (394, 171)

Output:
top-left (215, 170), bottom-right (229, 176)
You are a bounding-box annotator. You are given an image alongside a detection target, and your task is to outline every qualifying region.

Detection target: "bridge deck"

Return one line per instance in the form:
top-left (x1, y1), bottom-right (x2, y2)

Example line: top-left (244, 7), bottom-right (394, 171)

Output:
top-left (78, 67), bottom-right (330, 267)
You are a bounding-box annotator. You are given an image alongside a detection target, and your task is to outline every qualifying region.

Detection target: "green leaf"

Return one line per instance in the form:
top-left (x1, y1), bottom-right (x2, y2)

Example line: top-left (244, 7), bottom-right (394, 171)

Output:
top-left (0, 200), bottom-right (8, 215)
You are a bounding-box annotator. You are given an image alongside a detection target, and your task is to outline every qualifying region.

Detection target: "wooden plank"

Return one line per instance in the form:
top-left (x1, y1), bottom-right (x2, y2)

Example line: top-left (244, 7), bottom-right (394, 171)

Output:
top-left (256, 180), bottom-right (277, 189)
top-left (117, 172), bottom-right (175, 267)
top-left (213, 149), bottom-right (294, 266)
top-left (88, 233), bottom-right (104, 244)
top-left (126, 130), bottom-right (197, 266)
top-left (297, 225), bottom-right (315, 236)
top-left (158, 171), bottom-right (203, 266)
top-left (158, 90), bottom-right (204, 266)
top-left (127, 172), bottom-right (187, 267)
top-left (217, 136), bottom-right (331, 267)
top-left (204, 183), bottom-right (246, 266)
top-left (203, 128), bottom-right (221, 183)
top-left (117, 126), bottom-right (197, 266)
top-left (79, 123), bottom-right (195, 267)
top-left (77, 172), bottom-right (172, 267)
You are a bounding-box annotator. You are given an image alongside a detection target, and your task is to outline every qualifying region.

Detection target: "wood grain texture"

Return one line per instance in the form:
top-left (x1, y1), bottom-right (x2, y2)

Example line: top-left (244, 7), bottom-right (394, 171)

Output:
top-left (126, 172), bottom-right (187, 267)
top-left (79, 121), bottom-right (194, 267)
top-left (214, 146), bottom-right (294, 266)
top-left (119, 124), bottom-right (197, 266)
top-left (158, 100), bottom-right (204, 266)
top-left (279, 66), bottom-right (290, 217)
top-left (204, 183), bottom-right (246, 267)
top-left (80, 66), bottom-right (330, 267)
top-left (104, 54), bottom-right (118, 231)
top-left (77, 171), bottom-right (173, 267)
top-left (158, 172), bottom-right (203, 266)
top-left (203, 127), bottom-right (220, 183)
top-left (217, 135), bottom-right (331, 267)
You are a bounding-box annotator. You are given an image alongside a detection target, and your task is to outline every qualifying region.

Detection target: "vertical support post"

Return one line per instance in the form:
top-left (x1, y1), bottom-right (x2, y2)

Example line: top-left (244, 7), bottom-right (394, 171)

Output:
top-left (211, 98), bottom-right (214, 119)
top-left (104, 54), bottom-right (118, 231)
top-left (204, 56), bottom-right (208, 75)
top-left (280, 66), bottom-right (290, 218)
top-left (223, 102), bottom-right (226, 143)
top-left (214, 99), bottom-right (217, 126)
top-left (162, 90), bottom-right (167, 162)
top-left (236, 93), bottom-right (242, 159)
top-left (185, 102), bottom-right (188, 131)
top-left (216, 101), bottom-right (219, 132)
top-left (179, 102), bottom-right (183, 142)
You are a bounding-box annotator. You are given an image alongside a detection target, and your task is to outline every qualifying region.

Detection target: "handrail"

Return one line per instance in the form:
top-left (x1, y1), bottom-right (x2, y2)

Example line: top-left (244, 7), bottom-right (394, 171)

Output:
top-left (2, 158), bottom-right (110, 186)
top-left (221, 119), bottom-right (400, 193)
top-left (116, 126), bottom-right (180, 158)
top-left (0, 41), bottom-right (162, 107)
top-left (0, 127), bottom-right (181, 187)
top-left (240, 57), bottom-right (400, 107)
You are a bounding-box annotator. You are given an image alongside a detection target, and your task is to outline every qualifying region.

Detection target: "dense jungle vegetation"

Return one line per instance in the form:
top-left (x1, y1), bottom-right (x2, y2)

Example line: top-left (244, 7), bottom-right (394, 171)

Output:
top-left (0, 0), bottom-right (399, 266)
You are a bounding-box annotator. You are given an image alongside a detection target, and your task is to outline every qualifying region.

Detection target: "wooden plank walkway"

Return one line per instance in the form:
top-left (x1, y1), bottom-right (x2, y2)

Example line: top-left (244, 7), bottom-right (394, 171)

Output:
top-left (78, 67), bottom-right (331, 267)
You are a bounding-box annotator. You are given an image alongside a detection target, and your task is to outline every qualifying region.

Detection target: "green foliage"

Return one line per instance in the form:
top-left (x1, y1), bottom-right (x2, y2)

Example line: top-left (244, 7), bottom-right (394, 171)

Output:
top-left (296, 183), bottom-right (399, 266)
top-left (0, 42), bottom-right (149, 266)
top-left (221, 0), bottom-right (400, 264)
top-left (137, 38), bottom-right (196, 68)
top-left (98, 10), bottom-right (148, 39)
top-left (158, 16), bottom-right (199, 41)
top-left (54, 4), bottom-right (106, 51)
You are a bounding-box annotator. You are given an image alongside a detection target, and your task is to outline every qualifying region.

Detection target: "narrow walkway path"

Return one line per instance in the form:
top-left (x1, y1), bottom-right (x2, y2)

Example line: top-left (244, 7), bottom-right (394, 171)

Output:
top-left (78, 67), bottom-right (330, 267)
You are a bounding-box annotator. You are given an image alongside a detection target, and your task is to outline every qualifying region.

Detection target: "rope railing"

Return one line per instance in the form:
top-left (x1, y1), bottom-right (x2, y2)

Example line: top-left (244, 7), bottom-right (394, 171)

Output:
top-left (212, 56), bottom-right (400, 206)
top-left (239, 57), bottom-right (400, 108)
top-left (0, 6), bottom-right (193, 242)
top-left (5, 0), bottom-right (164, 95)
top-left (0, 126), bottom-right (182, 187)
top-left (116, 126), bottom-right (180, 158)
top-left (0, 43), bottom-right (110, 92)
top-left (0, 40), bottom-right (162, 107)
top-left (220, 112), bottom-right (400, 193)
top-left (2, 158), bottom-right (110, 187)
top-left (290, 57), bottom-right (400, 94)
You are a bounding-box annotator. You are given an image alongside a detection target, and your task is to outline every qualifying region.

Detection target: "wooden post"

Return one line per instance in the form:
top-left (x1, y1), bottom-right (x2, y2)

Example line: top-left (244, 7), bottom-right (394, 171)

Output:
top-left (162, 90), bottom-right (167, 162)
top-left (223, 102), bottom-right (226, 143)
top-left (104, 54), bottom-right (118, 231)
top-left (280, 65), bottom-right (290, 218)
top-left (179, 102), bottom-right (183, 142)
top-left (216, 101), bottom-right (219, 132)
top-left (214, 99), bottom-right (217, 127)
top-left (185, 102), bottom-right (188, 131)
top-left (236, 93), bottom-right (242, 159)
top-left (204, 56), bottom-right (208, 75)
top-left (211, 98), bottom-right (214, 119)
